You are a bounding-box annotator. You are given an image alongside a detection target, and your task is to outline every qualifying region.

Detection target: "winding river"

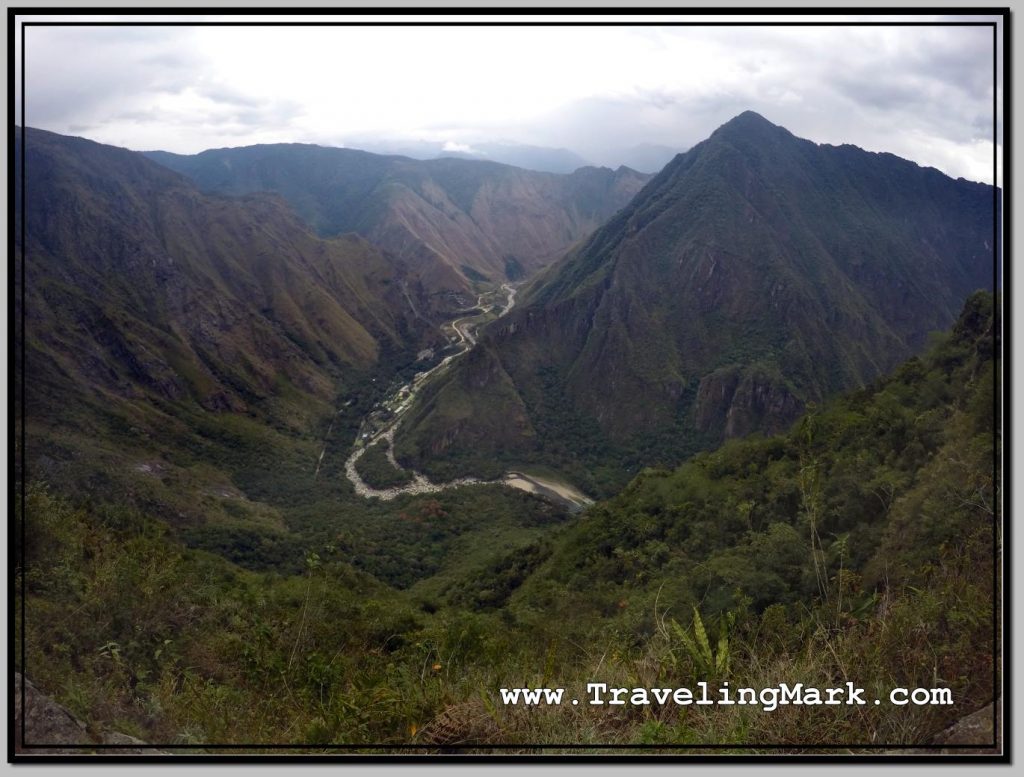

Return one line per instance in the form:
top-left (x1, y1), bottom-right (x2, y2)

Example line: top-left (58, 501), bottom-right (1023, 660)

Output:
top-left (330, 283), bottom-right (592, 512)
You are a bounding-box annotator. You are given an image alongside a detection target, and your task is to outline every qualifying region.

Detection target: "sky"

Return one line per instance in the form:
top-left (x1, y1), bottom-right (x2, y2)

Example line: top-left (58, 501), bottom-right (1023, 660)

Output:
top-left (15, 13), bottom-right (1002, 183)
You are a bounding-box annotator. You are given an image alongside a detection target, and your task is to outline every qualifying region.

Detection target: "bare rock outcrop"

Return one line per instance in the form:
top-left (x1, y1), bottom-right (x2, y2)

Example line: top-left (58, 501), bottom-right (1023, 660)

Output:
top-left (930, 698), bottom-right (1001, 753)
top-left (13, 673), bottom-right (165, 755)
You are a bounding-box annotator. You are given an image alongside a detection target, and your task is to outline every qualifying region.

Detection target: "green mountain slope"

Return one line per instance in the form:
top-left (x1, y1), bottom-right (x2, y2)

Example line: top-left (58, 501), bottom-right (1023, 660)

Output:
top-left (146, 144), bottom-right (650, 309)
top-left (15, 126), bottom-right (430, 529)
top-left (511, 290), bottom-right (996, 617)
top-left (396, 112), bottom-right (996, 493)
top-left (18, 293), bottom-right (998, 749)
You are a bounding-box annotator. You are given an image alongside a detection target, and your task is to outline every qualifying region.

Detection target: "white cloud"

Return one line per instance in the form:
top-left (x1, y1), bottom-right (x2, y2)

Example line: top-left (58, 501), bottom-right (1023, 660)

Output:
top-left (17, 16), bottom-right (1001, 183)
top-left (441, 141), bottom-right (480, 155)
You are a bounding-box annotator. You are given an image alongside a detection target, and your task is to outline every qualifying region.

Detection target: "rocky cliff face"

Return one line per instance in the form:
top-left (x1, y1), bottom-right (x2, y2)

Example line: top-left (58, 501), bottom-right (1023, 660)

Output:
top-left (694, 365), bottom-right (804, 439)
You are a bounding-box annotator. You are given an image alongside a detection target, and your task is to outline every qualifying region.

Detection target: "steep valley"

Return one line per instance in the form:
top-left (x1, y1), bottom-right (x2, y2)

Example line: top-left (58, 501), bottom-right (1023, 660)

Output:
top-left (14, 126), bottom-right (610, 623)
top-left (14, 113), bottom-right (1000, 753)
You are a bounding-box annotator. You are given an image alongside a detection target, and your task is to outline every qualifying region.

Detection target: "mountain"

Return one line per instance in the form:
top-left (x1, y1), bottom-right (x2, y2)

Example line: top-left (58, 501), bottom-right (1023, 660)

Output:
top-left (339, 138), bottom-right (593, 174)
top-left (15, 127), bottom-right (433, 525)
top-left (14, 123), bottom-right (998, 752)
top-left (612, 142), bottom-right (684, 174)
top-left (444, 141), bottom-right (592, 174)
top-left (145, 144), bottom-right (649, 312)
top-left (18, 127), bottom-right (424, 411)
top-left (510, 290), bottom-right (996, 617)
top-left (394, 111), bottom-right (996, 493)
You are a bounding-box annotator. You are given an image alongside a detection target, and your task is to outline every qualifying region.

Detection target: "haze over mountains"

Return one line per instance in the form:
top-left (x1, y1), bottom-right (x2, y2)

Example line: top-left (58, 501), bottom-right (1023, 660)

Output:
top-left (330, 139), bottom-right (594, 174)
top-left (394, 112), bottom-right (996, 492)
top-left (146, 144), bottom-right (649, 313)
top-left (333, 138), bottom-right (683, 175)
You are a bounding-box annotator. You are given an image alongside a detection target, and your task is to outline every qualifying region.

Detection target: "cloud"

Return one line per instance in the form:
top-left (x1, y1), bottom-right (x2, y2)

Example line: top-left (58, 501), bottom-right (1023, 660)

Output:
top-left (441, 140), bottom-right (481, 155)
top-left (17, 18), bottom-right (1001, 182)
top-left (194, 84), bottom-right (266, 109)
top-left (22, 26), bottom-right (196, 118)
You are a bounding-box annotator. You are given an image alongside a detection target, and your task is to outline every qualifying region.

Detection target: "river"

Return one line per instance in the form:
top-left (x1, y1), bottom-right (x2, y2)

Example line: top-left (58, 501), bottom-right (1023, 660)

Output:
top-left (331, 283), bottom-right (592, 513)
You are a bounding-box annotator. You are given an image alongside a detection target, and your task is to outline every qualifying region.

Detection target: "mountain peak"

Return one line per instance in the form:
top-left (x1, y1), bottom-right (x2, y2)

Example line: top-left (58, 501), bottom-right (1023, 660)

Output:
top-left (714, 110), bottom-right (780, 134)
top-left (396, 109), bottom-right (995, 485)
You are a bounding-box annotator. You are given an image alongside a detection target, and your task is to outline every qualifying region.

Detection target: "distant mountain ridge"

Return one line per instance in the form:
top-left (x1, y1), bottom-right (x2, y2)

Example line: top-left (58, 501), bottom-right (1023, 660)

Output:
top-left (612, 142), bottom-right (684, 174)
top-left (395, 111), bottom-right (997, 493)
top-left (334, 139), bottom-right (594, 174)
top-left (145, 144), bottom-right (650, 312)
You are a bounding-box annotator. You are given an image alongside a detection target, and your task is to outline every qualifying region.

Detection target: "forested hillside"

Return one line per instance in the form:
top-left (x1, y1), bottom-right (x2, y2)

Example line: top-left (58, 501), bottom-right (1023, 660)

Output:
top-left (18, 292), bottom-right (997, 749)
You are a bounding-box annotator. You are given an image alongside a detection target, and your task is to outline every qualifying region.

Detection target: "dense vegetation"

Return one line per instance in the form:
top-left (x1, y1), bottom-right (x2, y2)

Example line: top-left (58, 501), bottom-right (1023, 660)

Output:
top-left (17, 293), bottom-right (998, 751)
top-left (353, 441), bottom-right (414, 489)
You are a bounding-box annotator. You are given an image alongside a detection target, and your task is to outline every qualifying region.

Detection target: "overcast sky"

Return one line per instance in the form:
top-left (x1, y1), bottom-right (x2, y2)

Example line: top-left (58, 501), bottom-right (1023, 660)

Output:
top-left (15, 14), bottom-right (1002, 183)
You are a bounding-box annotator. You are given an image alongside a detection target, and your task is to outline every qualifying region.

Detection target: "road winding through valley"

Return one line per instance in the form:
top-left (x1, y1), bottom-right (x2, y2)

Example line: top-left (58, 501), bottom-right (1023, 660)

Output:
top-left (330, 282), bottom-right (592, 512)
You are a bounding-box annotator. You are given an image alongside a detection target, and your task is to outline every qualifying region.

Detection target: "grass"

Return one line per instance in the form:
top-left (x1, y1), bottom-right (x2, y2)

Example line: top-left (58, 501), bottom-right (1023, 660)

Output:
top-left (16, 459), bottom-right (995, 751)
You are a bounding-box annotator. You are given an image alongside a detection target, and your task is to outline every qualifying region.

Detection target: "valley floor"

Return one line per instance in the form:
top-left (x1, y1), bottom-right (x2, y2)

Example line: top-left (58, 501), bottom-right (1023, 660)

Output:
top-left (342, 282), bottom-right (591, 511)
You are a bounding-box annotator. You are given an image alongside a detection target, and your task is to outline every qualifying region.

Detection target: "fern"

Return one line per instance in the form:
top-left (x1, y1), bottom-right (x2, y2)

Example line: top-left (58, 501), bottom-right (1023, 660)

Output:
top-left (669, 607), bottom-right (732, 680)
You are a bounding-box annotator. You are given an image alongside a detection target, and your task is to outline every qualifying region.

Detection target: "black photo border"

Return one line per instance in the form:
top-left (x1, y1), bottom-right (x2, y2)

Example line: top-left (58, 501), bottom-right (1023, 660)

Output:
top-left (7, 4), bottom-right (1011, 764)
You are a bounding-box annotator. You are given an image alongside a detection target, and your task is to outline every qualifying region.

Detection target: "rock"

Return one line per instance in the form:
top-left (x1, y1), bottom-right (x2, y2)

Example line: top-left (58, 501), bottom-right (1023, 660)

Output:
top-left (694, 364), bottom-right (804, 439)
top-left (14, 673), bottom-right (90, 753)
top-left (13, 673), bottom-right (167, 755)
top-left (102, 731), bottom-right (154, 749)
top-left (931, 698), bottom-right (1001, 752)
top-left (890, 698), bottom-right (1003, 755)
